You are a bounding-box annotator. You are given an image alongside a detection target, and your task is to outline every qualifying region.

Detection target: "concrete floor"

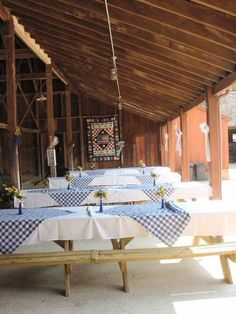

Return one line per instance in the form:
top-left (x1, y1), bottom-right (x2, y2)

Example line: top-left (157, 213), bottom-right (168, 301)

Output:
top-left (1, 166), bottom-right (236, 314)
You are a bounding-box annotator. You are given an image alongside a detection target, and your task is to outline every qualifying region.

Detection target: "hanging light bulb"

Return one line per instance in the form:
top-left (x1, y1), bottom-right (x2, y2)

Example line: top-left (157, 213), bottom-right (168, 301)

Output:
top-left (36, 79), bottom-right (47, 102)
top-left (110, 67), bottom-right (117, 81)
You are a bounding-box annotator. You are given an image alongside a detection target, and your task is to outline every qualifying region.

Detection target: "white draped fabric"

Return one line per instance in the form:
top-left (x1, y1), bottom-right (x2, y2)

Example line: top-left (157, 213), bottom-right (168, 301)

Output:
top-left (22, 200), bottom-right (236, 246)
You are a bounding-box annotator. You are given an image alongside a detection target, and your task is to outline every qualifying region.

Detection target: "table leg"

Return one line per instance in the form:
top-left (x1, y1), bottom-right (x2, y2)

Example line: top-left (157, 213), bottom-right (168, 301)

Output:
top-left (64, 240), bottom-right (73, 296)
top-left (120, 238), bottom-right (129, 293)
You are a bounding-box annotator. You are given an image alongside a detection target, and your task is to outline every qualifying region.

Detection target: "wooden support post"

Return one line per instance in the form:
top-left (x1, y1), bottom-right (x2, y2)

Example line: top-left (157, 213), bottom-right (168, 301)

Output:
top-left (5, 18), bottom-right (20, 188)
top-left (157, 125), bottom-right (162, 166)
top-left (206, 87), bottom-right (222, 199)
top-left (167, 120), bottom-right (175, 171)
top-left (118, 108), bottom-right (124, 168)
top-left (161, 125), bottom-right (167, 166)
top-left (78, 94), bottom-right (85, 168)
top-left (46, 64), bottom-right (57, 177)
top-left (65, 88), bottom-right (73, 170)
top-left (180, 110), bottom-right (190, 181)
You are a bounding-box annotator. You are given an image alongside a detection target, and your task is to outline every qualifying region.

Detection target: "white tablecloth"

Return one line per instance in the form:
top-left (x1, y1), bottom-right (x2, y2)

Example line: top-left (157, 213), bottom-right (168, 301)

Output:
top-left (170, 182), bottom-right (212, 200)
top-left (23, 200), bottom-right (236, 245)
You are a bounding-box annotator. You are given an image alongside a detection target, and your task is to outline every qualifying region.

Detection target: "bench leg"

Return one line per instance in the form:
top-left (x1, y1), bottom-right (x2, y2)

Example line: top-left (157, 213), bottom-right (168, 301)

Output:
top-left (193, 236), bottom-right (201, 246)
top-left (111, 238), bottom-right (131, 293)
top-left (215, 236), bottom-right (233, 284)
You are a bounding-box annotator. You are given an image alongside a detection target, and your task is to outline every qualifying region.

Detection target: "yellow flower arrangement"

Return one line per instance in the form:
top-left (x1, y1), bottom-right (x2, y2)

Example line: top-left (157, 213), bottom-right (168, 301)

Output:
top-left (138, 160), bottom-right (146, 168)
top-left (65, 173), bottom-right (73, 182)
top-left (150, 171), bottom-right (160, 178)
top-left (77, 165), bottom-right (83, 171)
top-left (94, 189), bottom-right (108, 199)
top-left (0, 184), bottom-right (25, 201)
top-left (155, 186), bottom-right (167, 198)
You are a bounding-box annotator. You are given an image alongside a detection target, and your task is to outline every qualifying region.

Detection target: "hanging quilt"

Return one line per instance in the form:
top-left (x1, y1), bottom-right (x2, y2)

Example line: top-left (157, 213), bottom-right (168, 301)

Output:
top-left (86, 116), bottom-right (120, 161)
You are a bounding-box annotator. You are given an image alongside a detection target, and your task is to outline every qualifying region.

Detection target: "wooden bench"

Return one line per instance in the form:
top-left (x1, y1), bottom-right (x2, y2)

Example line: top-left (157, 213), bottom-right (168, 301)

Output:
top-left (1, 238), bottom-right (236, 297)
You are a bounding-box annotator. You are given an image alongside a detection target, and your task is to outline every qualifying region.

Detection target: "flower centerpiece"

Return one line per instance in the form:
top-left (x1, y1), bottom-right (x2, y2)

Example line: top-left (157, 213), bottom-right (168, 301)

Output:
top-left (138, 160), bottom-right (146, 174)
top-left (94, 189), bottom-right (108, 213)
top-left (0, 184), bottom-right (25, 214)
top-left (155, 186), bottom-right (167, 209)
top-left (77, 165), bottom-right (83, 177)
top-left (14, 127), bottom-right (22, 145)
top-left (150, 171), bottom-right (160, 186)
top-left (65, 172), bottom-right (73, 190)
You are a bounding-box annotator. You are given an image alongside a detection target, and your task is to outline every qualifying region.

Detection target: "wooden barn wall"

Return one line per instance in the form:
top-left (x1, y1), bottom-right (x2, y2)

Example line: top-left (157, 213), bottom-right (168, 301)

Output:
top-left (78, 95), bottom-right (160, 170)
top-left (0, 93), bottom-right (229, 184)
top-left (228, 127), bottom-right (236, 163)
top-left (173, 107), bottom-right (229, 172)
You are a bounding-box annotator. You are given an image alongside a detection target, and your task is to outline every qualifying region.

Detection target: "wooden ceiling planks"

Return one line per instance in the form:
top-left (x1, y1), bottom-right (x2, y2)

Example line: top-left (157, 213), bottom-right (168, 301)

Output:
top-left (1, 0), bottom-right (236, 122)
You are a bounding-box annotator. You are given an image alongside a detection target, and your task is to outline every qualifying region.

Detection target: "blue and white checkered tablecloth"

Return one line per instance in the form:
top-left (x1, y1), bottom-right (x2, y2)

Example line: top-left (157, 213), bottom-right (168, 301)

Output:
top-left (0, 208), bottom-right (72, 254)
top-left (48, 190), bottom-right (91, 206)
top-left (70, 175), bottom-right (154, 188)
top-left (103, 202), bottom-right (190, 246)
top-left (71, 177), bottom-right (94, 189)
top-left (24, 183), bottom-right (175, 207)
top-left (117, 184), bottom-right (175, 203)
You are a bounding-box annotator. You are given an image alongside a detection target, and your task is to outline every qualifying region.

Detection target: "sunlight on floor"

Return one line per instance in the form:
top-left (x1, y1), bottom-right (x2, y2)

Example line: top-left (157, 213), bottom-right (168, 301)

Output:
top-left (173, 297), bottom-right (236, 314)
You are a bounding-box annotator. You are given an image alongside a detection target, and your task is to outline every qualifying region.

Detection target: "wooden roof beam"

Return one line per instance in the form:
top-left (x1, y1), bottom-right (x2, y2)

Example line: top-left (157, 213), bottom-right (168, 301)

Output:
top-left (190, 0), bottom-right (236, 17)
top-left (139, 0), bottom-right (236, 35)
top-left (17, 8), bottom-right (235, 70)
top-left (34, 32), bottom-right (221, 84)
top-left (4, 0), bottom-right (236, 62)
top-left (24, 19), bottom-right (234, 74)
top-left (213, 71), bottom-right (236, 95)
top-left (40, 37), bottom-right (214, 87)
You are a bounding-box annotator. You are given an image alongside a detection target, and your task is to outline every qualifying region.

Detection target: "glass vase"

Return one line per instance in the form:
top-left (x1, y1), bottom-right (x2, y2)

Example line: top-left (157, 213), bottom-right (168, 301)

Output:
top-left (67, 183), bottom-right (70, 190)
top-left (161, 198), bottom-right (165, 209)
top-left (153, 178), bottom-right (156, 186)
top-left (99, 198), bottom-right (103, 213)
top-left (18, 200), bottom-right (23, 215)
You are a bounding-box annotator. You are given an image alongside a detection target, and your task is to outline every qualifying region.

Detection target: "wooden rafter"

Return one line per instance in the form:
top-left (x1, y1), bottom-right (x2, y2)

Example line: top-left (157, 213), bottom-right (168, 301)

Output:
top-left (190, 0), bottom-right (236, 17)
top-left (1, 0), bottom-right (236, 122)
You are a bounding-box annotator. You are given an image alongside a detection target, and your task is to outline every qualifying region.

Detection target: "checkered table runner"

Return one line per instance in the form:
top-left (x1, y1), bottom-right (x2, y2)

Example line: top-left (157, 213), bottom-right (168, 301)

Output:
top-left (70, 175), bottom-right (155, 188)
top-left (48, 190), bottom-right (91, 206)
top-left (84, 170), bottom-right (106, 176)
top-left (71, 177), bottom-right (94, 189)
top-left (103, 202), bottom-right (190, 246)
top-left (118, 184), bottom-right (175, 203)
top-left (0, 208), bottom-right (71, 254)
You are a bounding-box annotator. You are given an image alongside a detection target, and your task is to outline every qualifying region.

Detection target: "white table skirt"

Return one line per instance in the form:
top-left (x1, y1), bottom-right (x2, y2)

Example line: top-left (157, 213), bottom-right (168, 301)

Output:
top-left (23, 200), bottom-right (236, 246)
top-left (170, 182), bottom-right (212, 200)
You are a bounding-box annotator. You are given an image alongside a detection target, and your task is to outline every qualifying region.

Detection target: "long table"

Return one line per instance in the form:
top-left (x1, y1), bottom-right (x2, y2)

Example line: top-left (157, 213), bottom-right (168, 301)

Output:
top-left (19, 181), bottom-right (212, 208)
top-left (19, 184), bottom-right (174, 208)
top-left (1, 200), bottom-right (236, 296)
top-left (71, 166), bottom-right (172, 177)
top-left (48, 172), bottom-right (181, 189)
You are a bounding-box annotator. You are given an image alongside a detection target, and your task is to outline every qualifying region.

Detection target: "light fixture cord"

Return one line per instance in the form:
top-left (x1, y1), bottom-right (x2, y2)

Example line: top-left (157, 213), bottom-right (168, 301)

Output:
top-left (104, 0), bottom-right (122, 104)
